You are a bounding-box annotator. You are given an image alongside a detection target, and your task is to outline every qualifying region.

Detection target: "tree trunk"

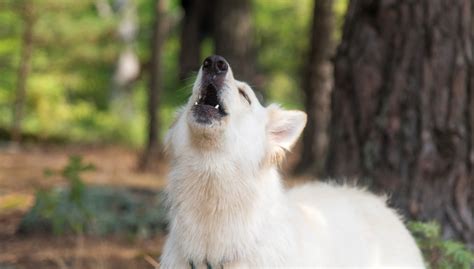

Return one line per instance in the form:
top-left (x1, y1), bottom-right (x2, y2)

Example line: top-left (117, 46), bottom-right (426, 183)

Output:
top-left (326, 0), bottom-right (474, 244)
top-left (111, 0), bottom-right (140, 121)
top-left (139, 0), bottom-right (168, 170)
top-left (294, 0), bottom-right (335, 176)
top-left (11, 2), bottom-right (35, 143)
top-left (213, 0), bottom-right (255, 84)
top-left (178, 0), bottom-right (213, 81)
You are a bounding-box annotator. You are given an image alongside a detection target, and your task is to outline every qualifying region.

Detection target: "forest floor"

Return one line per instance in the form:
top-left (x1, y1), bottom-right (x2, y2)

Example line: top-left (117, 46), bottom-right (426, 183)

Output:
top-left (0, 143), bottom-right (309, 269)
top-left (0, 144), bottom-right (168, 269)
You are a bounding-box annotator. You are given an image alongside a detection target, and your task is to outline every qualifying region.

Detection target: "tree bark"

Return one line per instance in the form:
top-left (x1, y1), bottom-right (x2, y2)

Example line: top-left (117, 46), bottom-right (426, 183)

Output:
top-left (178, 0), bottom-right (213, 81)
top-left (294, 0), bottom-right (335, 176)
top-left (139, 0), bottom-right (168, 170)
top-left (326, 0), bottom-right (474, 244)
top-left (213, 0), bottom-right (256, 84)
top-left (11, 2), bottom-right (36, 143)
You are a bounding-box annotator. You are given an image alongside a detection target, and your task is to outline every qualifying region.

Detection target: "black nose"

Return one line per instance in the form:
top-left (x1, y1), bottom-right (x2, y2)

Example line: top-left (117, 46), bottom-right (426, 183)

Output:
top-left (202, 55), bottom-right (228, 75)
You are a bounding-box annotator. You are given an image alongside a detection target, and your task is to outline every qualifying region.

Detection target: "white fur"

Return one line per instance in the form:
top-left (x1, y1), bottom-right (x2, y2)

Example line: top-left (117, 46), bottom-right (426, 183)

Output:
top-left (161, 66), bottom-right (425, 268)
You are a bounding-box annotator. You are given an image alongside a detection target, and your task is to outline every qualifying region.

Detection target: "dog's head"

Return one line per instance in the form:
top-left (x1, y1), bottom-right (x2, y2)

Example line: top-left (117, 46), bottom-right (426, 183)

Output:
top-left (166, 55), bottom-right (306, 167)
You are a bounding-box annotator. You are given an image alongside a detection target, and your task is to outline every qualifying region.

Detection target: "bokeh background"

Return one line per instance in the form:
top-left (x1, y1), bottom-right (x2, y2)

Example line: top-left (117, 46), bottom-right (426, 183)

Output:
top-left (0, 0), bottom-right (473, 268)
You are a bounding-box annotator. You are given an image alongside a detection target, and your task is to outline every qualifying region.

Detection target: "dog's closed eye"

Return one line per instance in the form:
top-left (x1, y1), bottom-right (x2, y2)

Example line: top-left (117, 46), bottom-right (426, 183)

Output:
top-left (239, 88), bottom-right (251, 105)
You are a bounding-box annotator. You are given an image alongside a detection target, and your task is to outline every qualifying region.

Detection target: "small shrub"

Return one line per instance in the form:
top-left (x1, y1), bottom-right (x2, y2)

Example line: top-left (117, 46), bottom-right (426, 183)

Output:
top-left (19, 155), bottom-right (168, 237)
top-left (22, 155), bottom-right (95, 234)
top-left (409, 221), bottom-right (474, 269)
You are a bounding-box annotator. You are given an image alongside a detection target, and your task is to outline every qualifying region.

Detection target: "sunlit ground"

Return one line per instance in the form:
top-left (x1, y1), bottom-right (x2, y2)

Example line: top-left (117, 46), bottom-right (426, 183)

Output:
top-left (0, 145), bottom-right (168, 268)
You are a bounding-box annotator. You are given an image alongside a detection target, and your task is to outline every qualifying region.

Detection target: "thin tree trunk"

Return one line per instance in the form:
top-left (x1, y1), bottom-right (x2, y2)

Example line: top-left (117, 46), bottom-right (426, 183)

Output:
top-left (326, 0), bottom-right (474, 244)
top-left (213, 0), bottom-right (255, 84)
top-left (178, 0), bottom-right (212, 81)
top-left (294, 0), bottom-right (334, 176)
top-left (11, 3), bottom-right (35, 143)
top-left (111, 0), bottom-right (140, 121)
top-left (139, 0), bottom-right (168, 170)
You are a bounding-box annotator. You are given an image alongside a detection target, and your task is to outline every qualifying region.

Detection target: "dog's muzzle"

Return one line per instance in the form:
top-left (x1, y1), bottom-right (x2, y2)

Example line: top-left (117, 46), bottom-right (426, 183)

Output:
top-left (192, 55), bottom-right (229, 124)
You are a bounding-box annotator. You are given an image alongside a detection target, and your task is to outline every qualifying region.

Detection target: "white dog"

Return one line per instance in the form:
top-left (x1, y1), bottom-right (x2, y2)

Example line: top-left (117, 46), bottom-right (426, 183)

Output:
top-left (160, 55), bottom-right (425, 268)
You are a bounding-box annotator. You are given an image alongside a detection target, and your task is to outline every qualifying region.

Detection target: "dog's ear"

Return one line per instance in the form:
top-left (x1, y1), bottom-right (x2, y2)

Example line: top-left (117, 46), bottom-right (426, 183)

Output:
top-left (266, 105), bottom-right (307, 164)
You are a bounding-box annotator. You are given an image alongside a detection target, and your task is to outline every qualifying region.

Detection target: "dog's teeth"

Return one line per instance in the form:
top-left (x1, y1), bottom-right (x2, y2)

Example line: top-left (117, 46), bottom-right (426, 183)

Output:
top-left (215, 105), bottom-right (219, 109)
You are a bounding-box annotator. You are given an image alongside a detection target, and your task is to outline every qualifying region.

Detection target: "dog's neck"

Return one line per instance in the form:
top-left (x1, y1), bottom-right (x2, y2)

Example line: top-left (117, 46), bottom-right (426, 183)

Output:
top-left (167, 147), bottom-right (284, 217)
top-left (166, 147), bottom-right (290, 265)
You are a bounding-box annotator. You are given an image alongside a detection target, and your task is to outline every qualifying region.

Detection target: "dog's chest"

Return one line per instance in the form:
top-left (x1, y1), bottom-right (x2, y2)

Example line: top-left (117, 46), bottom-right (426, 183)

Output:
top-left (171, 178), bottom-right (263, 264)
top-left (175, 199), bottom-right (258, 264)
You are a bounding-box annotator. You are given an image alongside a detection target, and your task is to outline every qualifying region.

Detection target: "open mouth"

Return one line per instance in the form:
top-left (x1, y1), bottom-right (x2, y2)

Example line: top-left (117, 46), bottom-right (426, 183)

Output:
top-left (192, 84), bottom-right (227, 124)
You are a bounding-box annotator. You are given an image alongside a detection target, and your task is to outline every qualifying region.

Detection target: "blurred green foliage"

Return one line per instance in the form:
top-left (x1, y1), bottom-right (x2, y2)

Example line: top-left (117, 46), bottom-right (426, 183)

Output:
top-left (0, 0), bottom-right (348, 146)
top-left (409, 222), bottom-right (474, 269)
top-left (20, 155), bottom-right (167, 237)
